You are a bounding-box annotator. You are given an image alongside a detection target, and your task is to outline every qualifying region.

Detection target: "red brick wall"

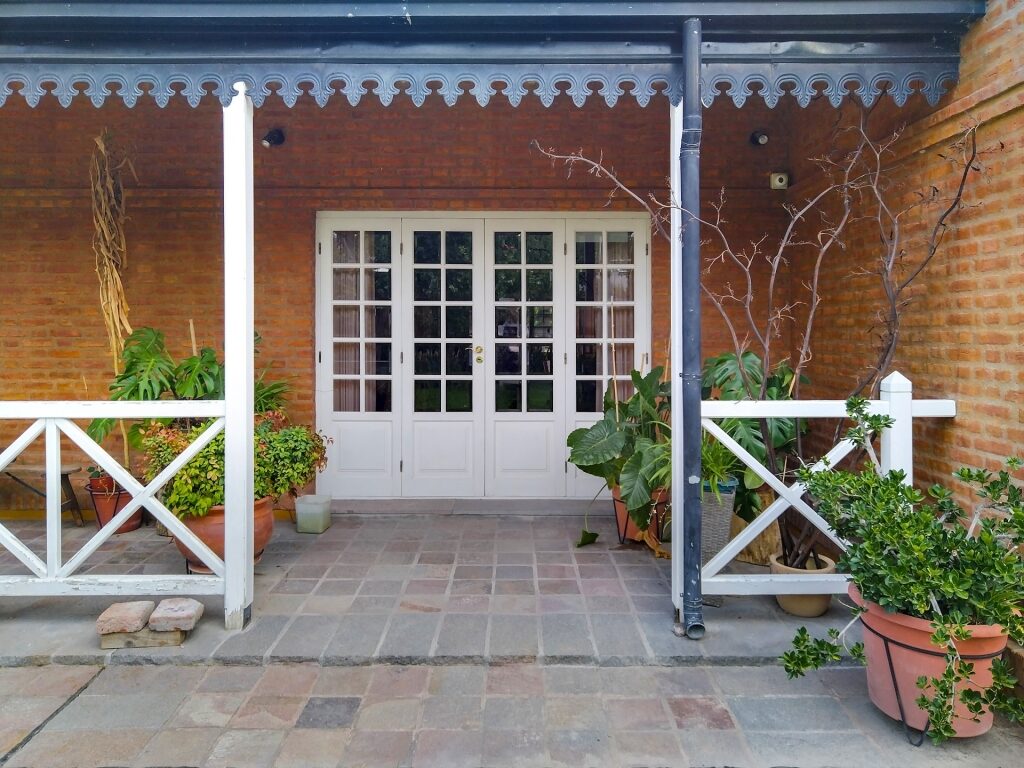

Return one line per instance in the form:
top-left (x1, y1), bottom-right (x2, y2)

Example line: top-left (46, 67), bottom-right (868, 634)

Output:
top-left (786, 0), bottom-right (1024, 489)
top-left (0, 93), bottom-right (787, 507)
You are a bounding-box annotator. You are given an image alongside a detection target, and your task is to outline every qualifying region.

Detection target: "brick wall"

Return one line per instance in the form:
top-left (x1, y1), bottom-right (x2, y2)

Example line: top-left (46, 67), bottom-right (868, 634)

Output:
top-left (785, 0), bottom-right (1024, 489)
top-left (0, 92), bottom-right (787, 507)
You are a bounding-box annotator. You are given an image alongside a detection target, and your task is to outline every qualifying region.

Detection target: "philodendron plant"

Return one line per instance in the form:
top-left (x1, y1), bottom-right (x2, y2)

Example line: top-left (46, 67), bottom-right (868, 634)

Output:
top-left (782, 397), bottom-right (1024, 742)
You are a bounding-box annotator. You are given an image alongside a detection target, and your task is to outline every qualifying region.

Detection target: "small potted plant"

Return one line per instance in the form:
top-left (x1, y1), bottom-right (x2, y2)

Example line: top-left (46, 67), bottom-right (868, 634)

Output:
top-left (84, 466), bottom-right (140, 533)
top-left (141, 412), bottom-right (327, 572)
top-left (782, 398), bottom-right (1024, 743)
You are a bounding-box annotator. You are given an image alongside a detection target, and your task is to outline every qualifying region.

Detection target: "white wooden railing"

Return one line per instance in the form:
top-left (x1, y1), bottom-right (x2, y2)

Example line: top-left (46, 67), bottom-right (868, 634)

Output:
top-left (0, 401), bottom-right (227, 596)
top-left (696, 372), bottom-right (956, 596)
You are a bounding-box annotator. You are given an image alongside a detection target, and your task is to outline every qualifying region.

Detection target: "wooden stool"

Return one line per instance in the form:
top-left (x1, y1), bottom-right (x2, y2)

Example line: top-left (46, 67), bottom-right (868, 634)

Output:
top-left (3, 463), bottom-right (85, 526)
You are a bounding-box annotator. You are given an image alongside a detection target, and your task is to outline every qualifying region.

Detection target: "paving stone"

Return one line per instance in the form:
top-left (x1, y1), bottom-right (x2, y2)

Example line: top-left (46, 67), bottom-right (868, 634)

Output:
top-left (590, 613), bottom-right (648, 661)
top-left (95, 600), bottom-right (155, 635)
top-left (714, 663), bottom-right (830, 695)
top-left (323, 614), bottom-right (390, 662)
top-left (253, 664), bottom-right (320, 696)
top-left (46, 692), bottom-right (185, 731)
top-left (604, 696), bottom-right (674, 730)
top-left (377, 614), bottom-right (441, 660)
top-left (0, 696), bottom-right (66, 730)
top-left (545, 696), bottom-right (607, 730)
top-left (613, 730), bottom-right (687, 766)
top-left (355, 697), bottom-right (422, 730)
top-left (545, 728), bottom-right (614, 768)
top-left (315, 579), bottom-right (361, 595)
top-left (367, 666), bottom-right (430, 699)
top-left (229, 695), bottom-right (306, 729)
top-left (746, 728), bottom-right (884, 767)
top-left (167, 692), bottom-right (246, 727)
top-left (495, 565), bottom-right (534, 579)
top-left (428, 666), bottom-right (486, 696)
top-left (486, 664), bottom-right (544, 696)
top-left (6, 728), bottom-right (155, 768)
top-left (421, 695), bottom-right (482, 729)
top-left (482, 729), bottom-right (548, 768)
top-left (274, 728), bottom-right (352, 768)
top-left (340, 730), bottom-right (414, 768)
top-left (269, 615), bottom-right (340, 661)
top-left (489, 614), bottom-right (539, 660)
top-left (313, 667), bottom-right (373, 696)
top-left (296, 696), bottom-right (361, 728)
top-left (272, 578), bottom-right (320, 594)
top-left (134, 726), bottom-right (221, 766)
top-left (653, 666), bottom-right (716, 696)
top-left (359, 579), bottom-right (404, 596)
top-left (667, 695), bottom-right (737, 730)
top-left (540, 613), bottom-right (595, 661)
top-left (484, 696), bottom-right (544, 731)
top-left (212, 615), bottom-right (289, 662)
top-left (434, 613), bottom-right (488, 659)
top-left (544, 666), bottom-right (602, 695)
top-left (206, 728), bottom-right (286, 768)
top-left (678, 728), bottom-right (757, 768)
top-left (411, 729), bottom-right (484, 768)
top-left (538, 579), bottom-right (581, 595)
top-left (198, 665), bottom-right (264, 693)
top-left (147, 597), bottom-right (204, 631)
top-left (728, 693), bottom-right (854, 732)
top-left (24, 666), bottom-right (98, 697)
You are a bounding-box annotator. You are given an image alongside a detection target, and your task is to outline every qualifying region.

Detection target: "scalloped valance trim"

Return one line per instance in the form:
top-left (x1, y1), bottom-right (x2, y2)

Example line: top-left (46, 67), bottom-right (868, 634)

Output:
top-left (0, 62), bottom-right (957, 109)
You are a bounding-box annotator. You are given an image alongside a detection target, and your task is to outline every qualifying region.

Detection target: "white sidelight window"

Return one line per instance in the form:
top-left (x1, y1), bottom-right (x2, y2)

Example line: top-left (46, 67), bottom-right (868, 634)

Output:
top-left (316, 212), bottom-right (650, 500)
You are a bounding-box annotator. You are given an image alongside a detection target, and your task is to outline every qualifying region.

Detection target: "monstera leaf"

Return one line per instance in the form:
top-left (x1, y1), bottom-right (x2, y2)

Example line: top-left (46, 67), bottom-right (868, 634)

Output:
top-left (567, 418), bottom-right (627, 467)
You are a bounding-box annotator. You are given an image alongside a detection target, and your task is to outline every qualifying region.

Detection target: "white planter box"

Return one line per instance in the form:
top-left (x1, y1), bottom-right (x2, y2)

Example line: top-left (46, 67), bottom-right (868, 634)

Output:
top-left (294, 495), bottom-right (332, 534)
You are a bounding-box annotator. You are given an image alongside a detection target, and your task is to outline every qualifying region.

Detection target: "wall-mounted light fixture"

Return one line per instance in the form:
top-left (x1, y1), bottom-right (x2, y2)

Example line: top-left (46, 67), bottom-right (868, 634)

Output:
top-left (260, 129), bottom-right (286, 148)
top-left (749, 130), bottom-right (769, 146)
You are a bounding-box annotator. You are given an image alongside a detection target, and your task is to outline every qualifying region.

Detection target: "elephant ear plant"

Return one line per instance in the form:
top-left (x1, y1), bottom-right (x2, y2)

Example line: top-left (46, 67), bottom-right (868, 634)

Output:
top-left (782, 398), bottom-right (1024, 743)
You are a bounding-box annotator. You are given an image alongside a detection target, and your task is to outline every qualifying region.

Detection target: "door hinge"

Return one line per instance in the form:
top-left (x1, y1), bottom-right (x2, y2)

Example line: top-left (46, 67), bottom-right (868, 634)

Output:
top-left (318, 242), bottom-right (322, 255)
top-left (564, 460), bottom-right (568, 474)
top-left (645, 242), bottom-right (649, 256)
top-left (400, 459), bottom-right (404, 472)
top-left (564, 352), bottom-right (567, 364)
top-left (318, 351), bottom-right (322, 363)
top-left (563, 241), bottom-right (567, 256)
top-left (400, 241), bottom-right (404, 256)
top-left (400, 351), bottom-right (404, 364)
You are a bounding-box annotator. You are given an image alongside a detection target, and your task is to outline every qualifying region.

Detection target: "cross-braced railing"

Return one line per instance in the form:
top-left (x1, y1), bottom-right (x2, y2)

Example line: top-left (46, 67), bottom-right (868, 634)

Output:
top-left (0, 401), bottom-right (227, 596)
top-left (698, 372), bottom-right (955, 596)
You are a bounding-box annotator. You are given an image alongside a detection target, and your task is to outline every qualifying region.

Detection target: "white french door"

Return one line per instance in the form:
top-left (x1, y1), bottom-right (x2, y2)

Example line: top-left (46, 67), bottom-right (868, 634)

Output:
top-left (315, 213), bottom-right (649, 499)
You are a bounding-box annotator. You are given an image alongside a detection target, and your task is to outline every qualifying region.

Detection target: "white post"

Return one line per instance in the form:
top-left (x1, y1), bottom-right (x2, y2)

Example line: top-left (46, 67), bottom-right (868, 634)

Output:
top-left (223, 82), bottom-right (255, 630)
top-left (669, 101), bottom-right (684, 613)
top-left (45, 419), bottom-right (62, 578)
top-left (880, 371), bottom-right (914, 485)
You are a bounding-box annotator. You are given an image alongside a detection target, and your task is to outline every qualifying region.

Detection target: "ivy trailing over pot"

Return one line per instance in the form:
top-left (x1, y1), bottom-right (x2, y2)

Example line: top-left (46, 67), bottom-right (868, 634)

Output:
top-left (782, 398), bottom-right (1024, 743)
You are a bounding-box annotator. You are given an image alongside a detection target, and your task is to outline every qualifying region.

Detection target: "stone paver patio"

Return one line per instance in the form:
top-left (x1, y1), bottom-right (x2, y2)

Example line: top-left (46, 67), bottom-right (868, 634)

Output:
top-left (1, 512), bottom-right (1020, 767)
top-left (0, 513), bottom-right (859, 666)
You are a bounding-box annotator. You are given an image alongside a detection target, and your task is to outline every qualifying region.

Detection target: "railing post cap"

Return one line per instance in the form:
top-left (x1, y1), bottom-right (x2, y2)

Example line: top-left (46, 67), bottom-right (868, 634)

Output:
top-left (880, 371), bottom-right (912, 393)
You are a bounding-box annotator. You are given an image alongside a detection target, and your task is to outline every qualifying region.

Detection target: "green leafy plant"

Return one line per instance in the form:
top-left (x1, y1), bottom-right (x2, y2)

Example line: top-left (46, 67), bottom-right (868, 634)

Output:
top-left (140, 412), bottom-right (328, 518)
top-left (781, 398), bottom-right (1024, 742)
top-left (87, 327), bottom-right (290, 445)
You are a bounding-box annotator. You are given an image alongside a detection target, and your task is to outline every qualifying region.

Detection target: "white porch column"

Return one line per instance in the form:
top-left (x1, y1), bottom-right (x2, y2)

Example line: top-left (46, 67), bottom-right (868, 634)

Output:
top-left (880, 371), bottom-right (914, 485)
top-left (222, 82), bottom-right (255, 630)
top-left (669, 100), bottom-right (684, 614)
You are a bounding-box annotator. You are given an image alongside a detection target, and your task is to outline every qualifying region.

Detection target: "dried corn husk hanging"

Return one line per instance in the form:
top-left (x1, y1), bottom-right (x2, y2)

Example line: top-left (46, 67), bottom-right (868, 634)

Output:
top-left (90, 129), bottom-right (136, 365)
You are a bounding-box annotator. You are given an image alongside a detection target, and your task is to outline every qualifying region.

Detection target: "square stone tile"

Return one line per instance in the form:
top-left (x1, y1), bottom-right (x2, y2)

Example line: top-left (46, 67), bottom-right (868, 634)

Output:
top-left (482, 729), bottom-right (547, 767)
top-left (367, 666), bottom-right (430, 699)
top-left (484, 696), bottom-right (544, 731)
top-left (453, 565), bottom-right (493, 579)
top-left (229, 695), bottom-right (305, 729)
top-left (405, 579), bottom-right (449, 595)
top-left (429, 666), bottom-right (486, 696)
top-left (274, 728), bottom-right (351, 768)
top-left (545, 697), bottom-right (607, 730)
top-left (46, 693), bottom-right (184, 731)
top-left (359, 580), bottom-right (404, 596)
top-left (377, 614), bottom-right (441, 659)
top-left (435, 613), bottom-right (488, 659)
top-left (541, 614), bottom-right (595, 660)
top-left (316, 579), bottom-right (361, 595)
top-left (254, 664), bottom-right (320, 696)
top-left (422, 696), bottom-right (483, 729)
top-left (489, 614), bottom-right (539, 659)
top-left (206, 728), bottom-right (286, 768)
top-left (545, 728), bottom-right (613, 767)
top-left (296, 696), bottom-right (361, 728)
top-left (677, 729), bottom-right (755, 768)
top-left (314, 667), bottom-right (372, 696)
top-left (494, 579), bottom-right (536, 595)
top-left (0, 696), bottom-right (67, 730)
top-left (134, 726), bottom-right (221, 767)
top-left (411, 729), bottom-right (483, 768)
top-left (7, 728), bottom-right (155, 768)
top-left (613, 731), bottom-right (687, 766)
top-left (355, 697), bottom-right (423, 730)
top-left (604, 697), bottom-right (673, 730)
top-left (495, 565), bottom-right (533, 580)
top-left (198, 666), bottom-right (264, 693)
top-left (451, 579), bottom-right (492, 596)
top-left (667, 696), bottom-right (737, 730)
top-left (727, 694), bottom-right (855, 731)
top-left (168, 692), bottom-right (246, 727)
top-left (486, 664), bottom-right (544, 696)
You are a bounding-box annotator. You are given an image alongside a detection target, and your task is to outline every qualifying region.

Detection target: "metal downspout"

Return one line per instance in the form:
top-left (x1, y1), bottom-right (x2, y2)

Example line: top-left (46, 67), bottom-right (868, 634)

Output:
top-left (680, 17), bottom-right (705, 640)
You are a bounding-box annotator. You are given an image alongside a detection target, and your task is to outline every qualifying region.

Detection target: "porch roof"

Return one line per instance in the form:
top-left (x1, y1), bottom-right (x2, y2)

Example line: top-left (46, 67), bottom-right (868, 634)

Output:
top-left (0, 1), bottom-right (985, 108)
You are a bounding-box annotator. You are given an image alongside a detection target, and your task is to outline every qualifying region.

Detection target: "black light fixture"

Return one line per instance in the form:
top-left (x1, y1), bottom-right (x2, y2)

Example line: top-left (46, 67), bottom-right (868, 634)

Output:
top-left (749, 130), bottom-right (769, 146)
top-left (260, 128), bottom-right (285, 148)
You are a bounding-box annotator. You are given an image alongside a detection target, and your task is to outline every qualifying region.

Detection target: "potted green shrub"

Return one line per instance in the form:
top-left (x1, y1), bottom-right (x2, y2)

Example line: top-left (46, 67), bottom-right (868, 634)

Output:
top-left (141, 412), bottom-right (327, 572)
top-left (782, 399), bottom-right (1024, 743)
top-left (83, 465), bottom-right (141, 533)
top-left (566, 367), bottom-right (670, 544)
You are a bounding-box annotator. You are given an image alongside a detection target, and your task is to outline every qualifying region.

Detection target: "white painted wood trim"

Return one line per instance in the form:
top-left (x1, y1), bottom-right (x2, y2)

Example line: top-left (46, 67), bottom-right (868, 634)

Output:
top-left (669, 100), bottom-right (684, 612)
top-left (222, 81), bottom-right (256, 630)
top-left (0, 575), bottom-right (224, 597)
top-left (0, 419), bottom-right (46, 473)
top-left (0, 401), bottom-right (225, 419)
top-left (700, 398), bottom-right (956, 419)
top-left (45, 420), bottom-right (62, 578)
top-left (0, 521), bottom-right (46, 578)
top-left (703, 573), bottom-right (850, 595)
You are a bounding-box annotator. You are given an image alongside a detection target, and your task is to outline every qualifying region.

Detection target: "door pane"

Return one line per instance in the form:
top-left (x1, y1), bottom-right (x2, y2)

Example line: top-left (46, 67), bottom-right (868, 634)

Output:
top-left (447, 381), bottom-right (473, 412)
top-left (365, 306), bottom-right (391, 338)
top-left (333, 269), bottom-right (359, 300)
top-left (366, 231), bottom-right (392, 263)
top-left (576, 307), bottom-right (602, 338)
top-left (414, 381), bottom-right (442, 412)
top-left (365, 380), bottom-right (392, 412)
top-left (576, 343), bottom-right (602, 375)
top-left (576, 232), bottom-right (602, 264)
top-left (446, 306), bottom-right (472, 338)
top-left (495, 344), bottom-right (521, 375)
top-left (526, 307), bottom-right (553, 338)
top-left (333, 306), bottom-right (359, 337)
top-left (333, 231), bottom-right (359, 264)
top-left (495, 232), bottom-right (521, 264)
top-left (334, 380), bottom-right (360, 411)
top-left (334, 343), bottom-right (359, 375)
top-left (365, 343), bottom-right (392, 375)
top-left (610, 307), bottom-right (634, 338)
top-left (525, 270), bottom-right (552, 302)
top-left (576, 270), bottom-right (602, 301)
top-left (527, 381), bottom-right (554, 412)
top-left (446, 232), bottom-right (474, 264)
top-left (607, 269), bottom-right (634, 301)
top-left (495, 270), bottom-right (521, 302)
top-left (527, 344), bottom-right (553, 375)
top-left (365, 268), bottom-right (391, 301)
top-left (575, 380), bottom-right (602, 412)
top-left (495, 381), bottom-right (522, 412)
top-left (414, 231), bottom-right (442, 263)
top-left (526, 232), bottom-right (553, 264)
top-left (495, 307), bottom-right (521, 339)
top-left (607, 232), bottom-right (634, 263)
top-left (414, 306), bottom-right (441, 338)
top-left (446, 344), bottom-right (473, 375)
top-left (446, 269), bottom-right (473, 301)
top-left (414, 268), bottom-right (441, 301)
top-left (611, 343), bottom-right (635, 377)
top-left (414, 343), bottom-right (441, 375)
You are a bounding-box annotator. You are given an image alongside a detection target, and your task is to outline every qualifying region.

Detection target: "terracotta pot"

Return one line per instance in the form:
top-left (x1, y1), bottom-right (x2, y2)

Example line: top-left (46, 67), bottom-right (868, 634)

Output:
top-left (769, 553), bottom-right (836, 617)
top-left (851, 584), bottom-right (1008, 737)
top-left (647, 488), bottom-right (671, 543)
top-left (174, 496), bottom-right (275, 574)
top-left (88, 474), bottom-right (116, 493)
top-left (85, 481), bottom-right (142, 533)
top-left (612, 486), bottom-right (645, 544)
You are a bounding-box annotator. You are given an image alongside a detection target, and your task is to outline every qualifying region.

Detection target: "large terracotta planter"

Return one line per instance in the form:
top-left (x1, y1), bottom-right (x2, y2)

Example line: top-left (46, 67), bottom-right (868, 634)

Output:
top-left (612, 486), bottom-right (645, 544)
top-left (851, 584), bottom-right (1008, 737)
top-left (769, 553), bottom-right (836, 617)
top-left (85, 480), bottom-right (142, 533)
top-left (174, 496), bottom-right (275, 573)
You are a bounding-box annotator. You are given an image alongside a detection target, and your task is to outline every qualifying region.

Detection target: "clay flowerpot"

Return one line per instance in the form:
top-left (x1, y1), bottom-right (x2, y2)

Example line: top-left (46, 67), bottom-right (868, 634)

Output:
top-left (851, 584), bottom-right (1008, 737)
top-left (612, 486), bottom-right (645, 544)
top-left (769, 553), bottom-right (836, 618)
top-left (85, 480), bottom-right (142, 534)
top-left (174, 496), bottom-right (275, 574)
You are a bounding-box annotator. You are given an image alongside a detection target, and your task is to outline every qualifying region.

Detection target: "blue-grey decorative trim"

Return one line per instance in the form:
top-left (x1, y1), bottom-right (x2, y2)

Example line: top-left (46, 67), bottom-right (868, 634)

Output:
top-left (0, 61), bottom-right (957, 109)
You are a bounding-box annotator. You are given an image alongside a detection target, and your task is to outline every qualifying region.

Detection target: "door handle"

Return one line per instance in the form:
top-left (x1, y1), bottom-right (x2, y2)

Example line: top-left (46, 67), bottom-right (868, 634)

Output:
top-left (465, 345), bottom-right (483, 354)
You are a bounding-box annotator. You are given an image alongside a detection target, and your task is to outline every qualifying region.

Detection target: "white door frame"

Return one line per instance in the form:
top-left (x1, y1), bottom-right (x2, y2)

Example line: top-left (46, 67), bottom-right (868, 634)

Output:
top-left (315, 211), bottom-right (651, 499)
